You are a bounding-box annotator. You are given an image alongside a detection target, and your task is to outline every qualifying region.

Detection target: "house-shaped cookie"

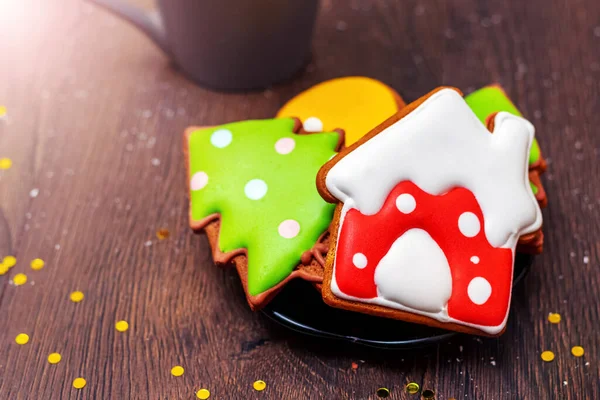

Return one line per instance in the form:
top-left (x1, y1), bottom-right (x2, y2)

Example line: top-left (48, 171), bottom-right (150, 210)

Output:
top-left (316, 87), bottom-right (543, 336)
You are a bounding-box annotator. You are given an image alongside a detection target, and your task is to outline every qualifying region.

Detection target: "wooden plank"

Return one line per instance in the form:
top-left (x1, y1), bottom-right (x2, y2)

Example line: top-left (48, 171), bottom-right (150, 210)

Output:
top-left (0, 0), bottom-right (598, 398)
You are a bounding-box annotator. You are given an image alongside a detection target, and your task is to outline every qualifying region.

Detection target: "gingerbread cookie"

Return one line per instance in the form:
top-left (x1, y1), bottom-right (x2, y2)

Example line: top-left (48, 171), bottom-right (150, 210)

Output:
top-left (317, 87), bottom-right (543, 336)
top-left (185, 118), bottom-right (343, 309)
top-left (276, 76), bottom-right (405, 146)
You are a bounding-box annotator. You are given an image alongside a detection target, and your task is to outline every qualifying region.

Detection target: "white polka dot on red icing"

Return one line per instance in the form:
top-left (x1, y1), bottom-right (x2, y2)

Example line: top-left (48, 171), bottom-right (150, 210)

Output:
top-left (303, 117), bottom-right (323, 132)
top-left (352, 253), bottom-right (368, 269)
top-left (275, 138), bottom-right (296, 154)
top-left (467, 277), bottom-right (492, 305)
top-left (190, 171), bottom-right (209, 191)
top-left (396, 193), bottom-right (416, 214)
top-left (278, 219), bottom-right (300, 239)
top-left (210, 129), bottom-right (233, 148)
top-left (470, 256), bottom-right (480, 264)
top-left (458, 212), bottom-right (481, 238)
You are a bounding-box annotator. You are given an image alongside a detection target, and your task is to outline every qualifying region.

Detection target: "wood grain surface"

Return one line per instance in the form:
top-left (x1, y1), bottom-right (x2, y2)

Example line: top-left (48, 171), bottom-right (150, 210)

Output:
top-left (0, 0), bottom-right (598, 399)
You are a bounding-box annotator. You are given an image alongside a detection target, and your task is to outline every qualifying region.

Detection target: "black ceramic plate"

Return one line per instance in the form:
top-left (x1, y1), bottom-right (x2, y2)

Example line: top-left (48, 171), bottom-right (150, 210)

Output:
top-left (262, 253), bottom-right (533, 349)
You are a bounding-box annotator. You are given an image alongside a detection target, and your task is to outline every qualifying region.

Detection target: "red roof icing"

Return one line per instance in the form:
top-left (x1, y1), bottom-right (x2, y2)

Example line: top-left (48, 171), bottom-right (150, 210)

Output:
top-left (334, 181), bottom-right (514, 327)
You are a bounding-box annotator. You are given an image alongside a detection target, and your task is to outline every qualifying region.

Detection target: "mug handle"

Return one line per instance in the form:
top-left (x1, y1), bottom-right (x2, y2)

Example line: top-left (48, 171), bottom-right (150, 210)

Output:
top-left (86, 0), bottom-right (171, 56)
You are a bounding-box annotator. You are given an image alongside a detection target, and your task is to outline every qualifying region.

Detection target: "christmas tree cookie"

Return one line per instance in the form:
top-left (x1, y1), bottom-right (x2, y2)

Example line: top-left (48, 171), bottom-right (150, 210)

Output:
top-left (317, 87), bottom-right (543, 336)
top-left (185, 118), bottom-right (344, 309)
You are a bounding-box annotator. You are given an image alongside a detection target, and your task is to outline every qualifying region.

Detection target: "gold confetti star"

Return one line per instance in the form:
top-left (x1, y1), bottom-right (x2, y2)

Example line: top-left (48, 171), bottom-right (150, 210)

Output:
top-left (0, 263), bottom-right (8, 275)
top-left (405, 382), bottom-right (420, 394)
top-left (13, 273), bottom-right (27, 286)
top-left (115, 320), bottom-right (129, 332)
top-left (156, 228), bottom-right (170, 240)
top-left (541, 350), bottom-right (555, 362)
top-left (0, 158), bottom-right (12, 170)
top-left (70, 291), bottom-right (85, 303)
top-left (196, 388), bottom-right (210, 399)
top-left (171, 366), bottom-right (184, 377)
top-left (15, 333), bottom-right (30, 345)
top-left (48, 353), bottom-right (62, 364)
top-left (253, 380), bottom-right (266, 391)
top-left (30, 258), bottom-right (45, 270)
top-left (547, 313), bottom-right (561, 324)
top-left (3, 255), bottom-right (16, 267)
top-left (571, 346), bottom-right (584, 357)
top-left (73, 378), bottom-right (86, 389)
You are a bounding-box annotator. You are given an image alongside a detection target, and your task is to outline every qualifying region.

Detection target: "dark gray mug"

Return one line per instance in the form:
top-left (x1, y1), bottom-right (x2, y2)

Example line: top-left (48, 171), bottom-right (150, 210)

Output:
top-left (89, 0), bottom-right (319, 90)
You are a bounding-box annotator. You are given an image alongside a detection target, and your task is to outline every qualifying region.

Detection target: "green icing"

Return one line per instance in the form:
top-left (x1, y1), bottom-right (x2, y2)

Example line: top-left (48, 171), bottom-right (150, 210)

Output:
top-left (188, 118), bottom-right (339, 296)
top-left (530, 181), bottom-right (539, 195)
top-left (465, 86), bottom-right (541, 165)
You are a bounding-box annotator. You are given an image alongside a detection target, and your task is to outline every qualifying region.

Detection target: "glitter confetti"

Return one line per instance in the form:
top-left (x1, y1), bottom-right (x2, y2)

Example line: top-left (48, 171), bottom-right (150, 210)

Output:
top-left (13, 273), bottom-right (27, 286)
top-left (0, 263), bottom-right (8, 275)
top-left (0, 105), bottom-right (6, 118)
top-left (171, 366), bottom-right (184, 377)
top-left (196, 388), bottom-right (211, 399)
top-left (15, 333), bottom-right (30, 345)
top-left (548, 313), bottom-right (561, 324)
top-left (70, 291), bottom-right (85, 303)
top-left (48, 353), bottom-right (62, 364)
top-left (29, 188), bottom-right (39, 198)
top-left (0, 158), bottom-right (12, 170)
top-left (253, 380), bottom-right (266, 391)
top-left (422, 389), bottom-right (436, 399)
top-left (115, 320), bottom-right (129, 332)
top-left (351, 362), bottom-right (358, 370)
top-left (156, 228), bottom-right (170, 240)
top-left (30, 258), bottom-right (45, 270)
top-left (571, 346), bottom-right (584, 357)
top-left (73, 378), bottom-right (87, 389)
top-left (541, 350), bottom-right (555, 362)
top-left (406, 382), bottom-right (420, 394)
top-left (376, 387), bottom-right (390, 398)
top-left (3, 255), bottom-right (16, 267)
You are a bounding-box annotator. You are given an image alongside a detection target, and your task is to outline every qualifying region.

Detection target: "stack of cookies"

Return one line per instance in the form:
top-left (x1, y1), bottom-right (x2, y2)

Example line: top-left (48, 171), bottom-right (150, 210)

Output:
top-left (184, 78), bottom-right (547, 337)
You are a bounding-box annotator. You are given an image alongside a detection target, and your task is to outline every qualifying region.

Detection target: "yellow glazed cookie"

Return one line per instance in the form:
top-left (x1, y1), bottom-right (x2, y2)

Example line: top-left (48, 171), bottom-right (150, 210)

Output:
top-left (277, 77), bottom-right (404, 146)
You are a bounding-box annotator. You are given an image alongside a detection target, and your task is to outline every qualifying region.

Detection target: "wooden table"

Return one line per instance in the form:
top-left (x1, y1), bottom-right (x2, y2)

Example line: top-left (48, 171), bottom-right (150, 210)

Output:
top-left (1, 0), bottom-right (598, 398)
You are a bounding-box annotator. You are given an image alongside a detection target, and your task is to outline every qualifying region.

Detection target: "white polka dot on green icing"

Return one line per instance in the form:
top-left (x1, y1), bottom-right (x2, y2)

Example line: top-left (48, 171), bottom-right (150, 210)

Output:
top-left (210, 129), bottom-right (233, 148)
top-left (278, 219), bottom-right (300, 239)
top-left (275, 138), bottom-right (296, 154)
top-left (244, 179), bottom-right (268, 200)
top-left (191, 171), bottom-right (209, 190)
